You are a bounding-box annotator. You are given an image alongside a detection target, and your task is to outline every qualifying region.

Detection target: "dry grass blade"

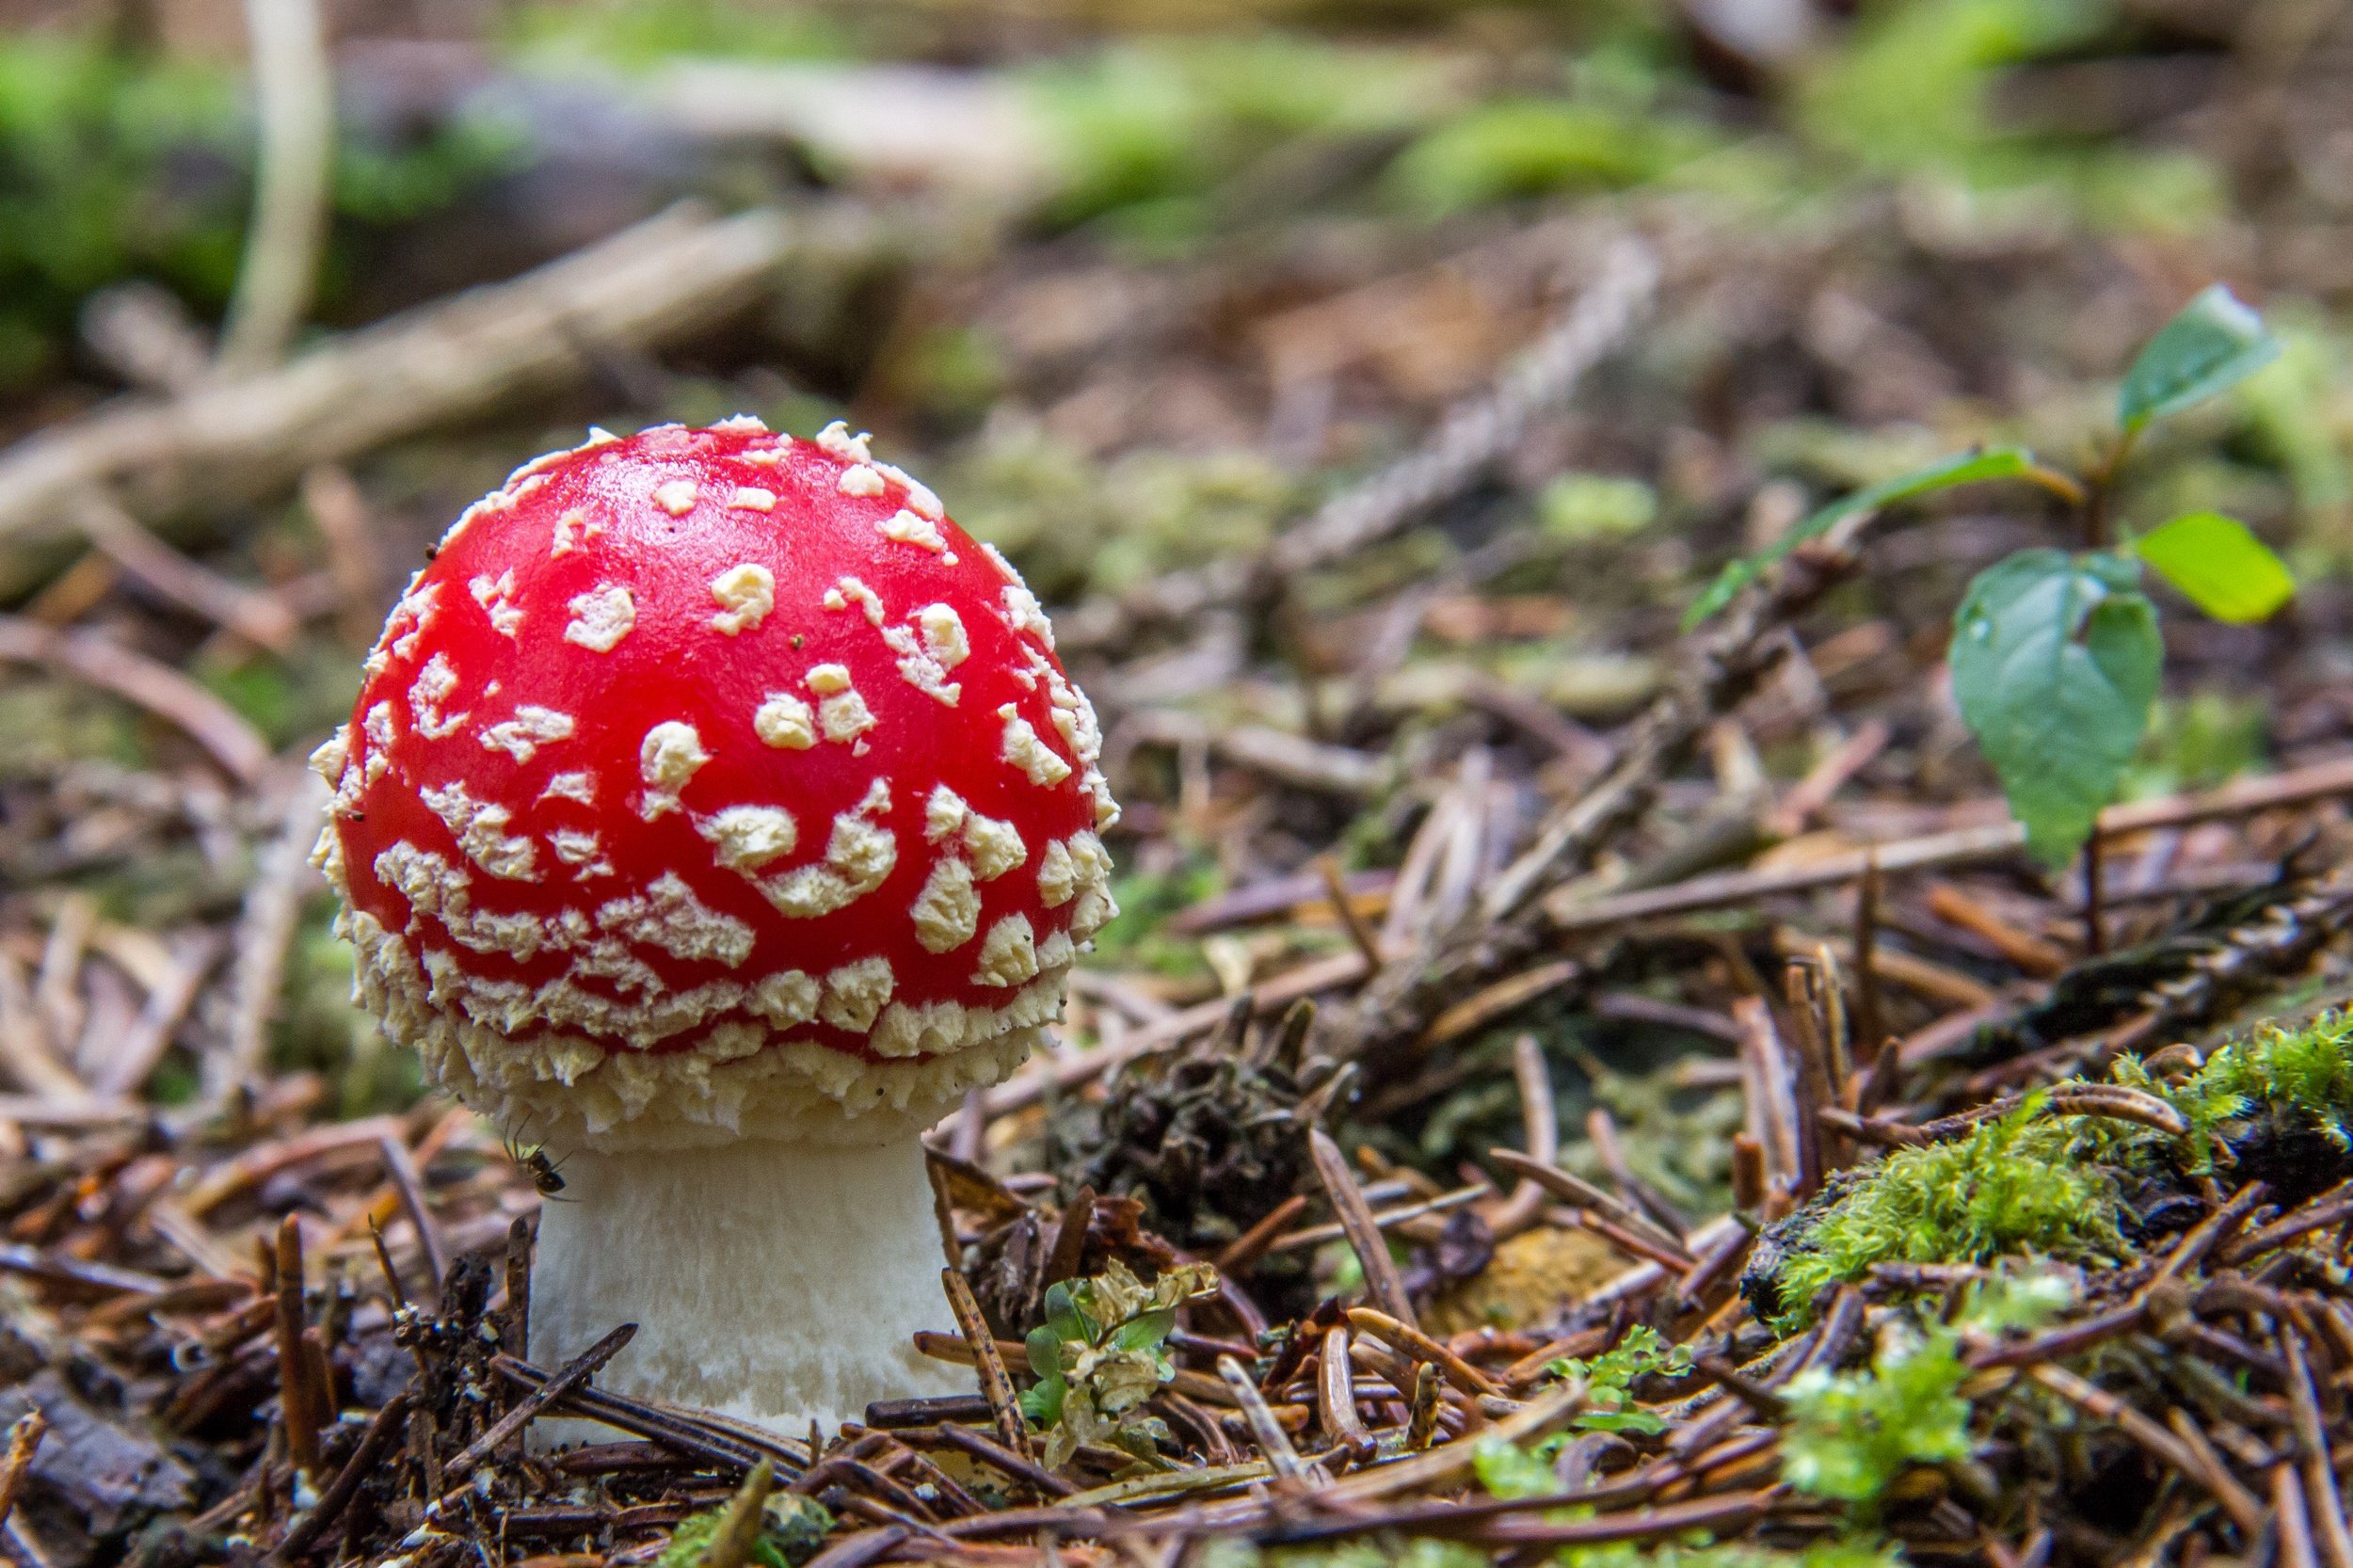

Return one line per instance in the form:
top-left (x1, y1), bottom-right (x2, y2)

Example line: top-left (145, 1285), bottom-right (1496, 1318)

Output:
top-left (942, 1268), bottom-right (1035, 1466)
top-left (0, 1413), bottom-right (47, 1532)
top-left (1215, 1354), bottom-right (1305, 1488)
top-left (1309, 1129), bottom-right (1420, 1328)
top-left (696, 1459), bottom-right (777, 1568)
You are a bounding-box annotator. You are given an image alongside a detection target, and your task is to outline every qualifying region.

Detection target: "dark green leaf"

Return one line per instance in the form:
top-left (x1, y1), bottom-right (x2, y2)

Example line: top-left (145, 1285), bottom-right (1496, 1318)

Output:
top-left (1949, 550), bottom-right (2163, 869)
top-left (2131, 511), bottom-right (2296, 624)
top-left (2118, 284), bottom-right (2280, 432)
top-left (1110, 1307), bottom-right (1176, 1355)
top-left (1026, 1324), bottom-right (1067, 1382)
top-left (1042, 1283), bottom-right (1087, 1345)
top-left (1686, 446), bottom-right (2041, 629)
top-left (1018, 1375), bottom-right (1064, 1429)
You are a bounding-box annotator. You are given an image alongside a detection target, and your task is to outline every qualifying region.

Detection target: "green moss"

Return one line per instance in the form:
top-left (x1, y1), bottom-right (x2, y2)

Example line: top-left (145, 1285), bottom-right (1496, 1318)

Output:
top-left (0, 31), bottom-right (521, 388)
top-left (2188, 1011), bottom-right (2353, 1146)
top-left (1024, 38), bottom-right (1448, 235)
top-left (1782, 1271), bottom-right (2069, 1517)
top-left (1386, 99), bottom-right (1721, 216)
top-left (504, 0), bottom-right (851, 68)
top-left (1767, 1103), bottom-right (2123, 1324)
top-left (1772, 1017), bottom-right (2353, 1321)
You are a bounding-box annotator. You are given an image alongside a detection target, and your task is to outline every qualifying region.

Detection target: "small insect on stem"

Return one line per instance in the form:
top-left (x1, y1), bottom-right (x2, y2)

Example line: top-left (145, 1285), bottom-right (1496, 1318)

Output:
top-left (502, 1118), bottom-right (571, 1200)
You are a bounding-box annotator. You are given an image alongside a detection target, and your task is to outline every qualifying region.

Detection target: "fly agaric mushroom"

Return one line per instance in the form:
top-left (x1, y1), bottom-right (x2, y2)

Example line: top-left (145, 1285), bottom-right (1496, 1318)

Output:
top-left (311, 418), bottom-right (1116, 1433)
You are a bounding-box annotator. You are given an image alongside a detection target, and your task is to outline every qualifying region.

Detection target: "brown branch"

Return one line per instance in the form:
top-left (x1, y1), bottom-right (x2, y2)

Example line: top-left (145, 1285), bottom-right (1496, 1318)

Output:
top-left (0, 204), bottom-right (816, 569)
top-left (0, 615), bottom-right (270, 782)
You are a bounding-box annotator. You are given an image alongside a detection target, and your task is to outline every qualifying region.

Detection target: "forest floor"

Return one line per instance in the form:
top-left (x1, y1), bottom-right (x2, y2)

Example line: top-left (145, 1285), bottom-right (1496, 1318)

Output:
top-left (8, 3), bottom-right (2353, 1566)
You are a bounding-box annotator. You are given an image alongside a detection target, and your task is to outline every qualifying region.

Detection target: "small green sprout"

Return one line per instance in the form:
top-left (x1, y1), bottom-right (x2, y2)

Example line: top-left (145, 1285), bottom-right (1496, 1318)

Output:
top-left (1546, 1325), bottom-right (1695, 1435)
top-left (657, 1493), bottom-right (833, 1568)
top-left (1781, 1323), bottom-right (1973, 1512)
top-left (1021, 1260), bottom-right (1218, 1469)
top-left (1689, 284), bottom-right (2294, 871)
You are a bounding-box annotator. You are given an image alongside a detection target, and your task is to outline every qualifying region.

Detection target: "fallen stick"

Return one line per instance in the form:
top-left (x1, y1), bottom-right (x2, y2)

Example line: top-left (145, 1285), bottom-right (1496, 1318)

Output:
top-left (1542, 752), bottom-right (2353, 935)
top-left (0, 615), bottom-right (271, 782)
top-left (0, 203), bottom-right (811, 575)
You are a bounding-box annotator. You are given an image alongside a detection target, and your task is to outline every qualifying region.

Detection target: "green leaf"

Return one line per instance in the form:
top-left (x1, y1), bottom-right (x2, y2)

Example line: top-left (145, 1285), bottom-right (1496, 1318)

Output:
top-left (1110, 1306), bottom-right (1176, 1355)
top-left (1042, 1282), bottom-right (1090, 1345)
top-left (1018, 1374), bottom-right (1065, 1429)
top-left (1686, 446), bottom-right (2041, 629)
top-left (1950, 550), bottom-right (2163, 869)
top-left (1571, 1408), bottom-right (1669, 1435)
top-left (2118, 284), bottom-right (2280, 432)
top-left (1026, 1324), bottom-right (1068, 1382)
top-left (2131, 511), bottom-right (2296, 624)
top-left (1470, 1434), bottom-right (1561, 1501)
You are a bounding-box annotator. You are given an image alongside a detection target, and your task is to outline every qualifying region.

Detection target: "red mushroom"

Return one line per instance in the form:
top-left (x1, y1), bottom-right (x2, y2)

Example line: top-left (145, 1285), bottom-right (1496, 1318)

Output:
top-left (312, 418), bottom-right (1115, 1433)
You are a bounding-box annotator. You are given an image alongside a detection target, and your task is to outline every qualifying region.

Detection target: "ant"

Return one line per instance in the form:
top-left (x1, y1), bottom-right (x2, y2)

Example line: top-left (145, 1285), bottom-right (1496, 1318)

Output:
top-left (501, 1116), bottom-right (571, 1200)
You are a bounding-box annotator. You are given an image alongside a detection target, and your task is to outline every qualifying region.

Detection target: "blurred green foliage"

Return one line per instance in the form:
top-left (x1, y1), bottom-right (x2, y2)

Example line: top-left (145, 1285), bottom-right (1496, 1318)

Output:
top-left (1024, 37), bottom-right (1451, 237)
top-left (0, 679), bottom-right (145, 780)
top-left (506, 0), bottom-right (851, 66)
top-left (1538, 472), bottom-right (1658, 542)
top-left (1796, 0), bottom-right (2105, 170)
top-left (1782, 1270), bottom-right (2071, 1512)
top-left (945, 427), bottom-right (1303, 601)
top-left (0, 29), bottom-right (521, 390)
top-left (0, 35), bottom-right (240, 387)
top-left (1387, 98), bottom-right (1719, 216)
top-left (1796, 0), bottom-right (2220, 232)
top-left (2124, 692), bottom-right (2266, 800)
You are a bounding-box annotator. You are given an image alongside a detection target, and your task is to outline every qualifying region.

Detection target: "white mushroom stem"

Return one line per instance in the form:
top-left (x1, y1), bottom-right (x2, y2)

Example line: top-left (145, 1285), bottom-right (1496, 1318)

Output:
top-left (527, 1135), bottom-right (965, 1440)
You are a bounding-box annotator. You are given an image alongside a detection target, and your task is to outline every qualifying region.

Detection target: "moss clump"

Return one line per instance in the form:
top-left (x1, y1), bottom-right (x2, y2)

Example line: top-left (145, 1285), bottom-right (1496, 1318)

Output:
top-left (1753, 1103), bottom-right (2123, 1326)
top-left (2191, 1011), bottom-right (2353, 1144)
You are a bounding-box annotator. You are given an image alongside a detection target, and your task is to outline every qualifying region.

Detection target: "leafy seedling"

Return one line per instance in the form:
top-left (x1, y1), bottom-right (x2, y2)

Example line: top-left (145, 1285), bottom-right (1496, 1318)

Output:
top-left (1690, 284), bottom-right (2294, 874)
top-left (1022, 1260), bottom-right (1218, 1470)
top-left (1545, 1324), bottom-right (1694, 1435)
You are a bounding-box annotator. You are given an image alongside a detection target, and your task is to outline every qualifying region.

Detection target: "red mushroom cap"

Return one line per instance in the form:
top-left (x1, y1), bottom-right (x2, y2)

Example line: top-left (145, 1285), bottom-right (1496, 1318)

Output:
top-left (312, 420), bottom-right (1116, 1148)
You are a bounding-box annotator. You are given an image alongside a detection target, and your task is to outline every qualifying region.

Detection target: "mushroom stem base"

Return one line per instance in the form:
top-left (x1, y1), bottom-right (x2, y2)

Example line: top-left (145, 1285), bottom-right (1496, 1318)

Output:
top-left (526, 1133), bottom-right (963, 1444)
